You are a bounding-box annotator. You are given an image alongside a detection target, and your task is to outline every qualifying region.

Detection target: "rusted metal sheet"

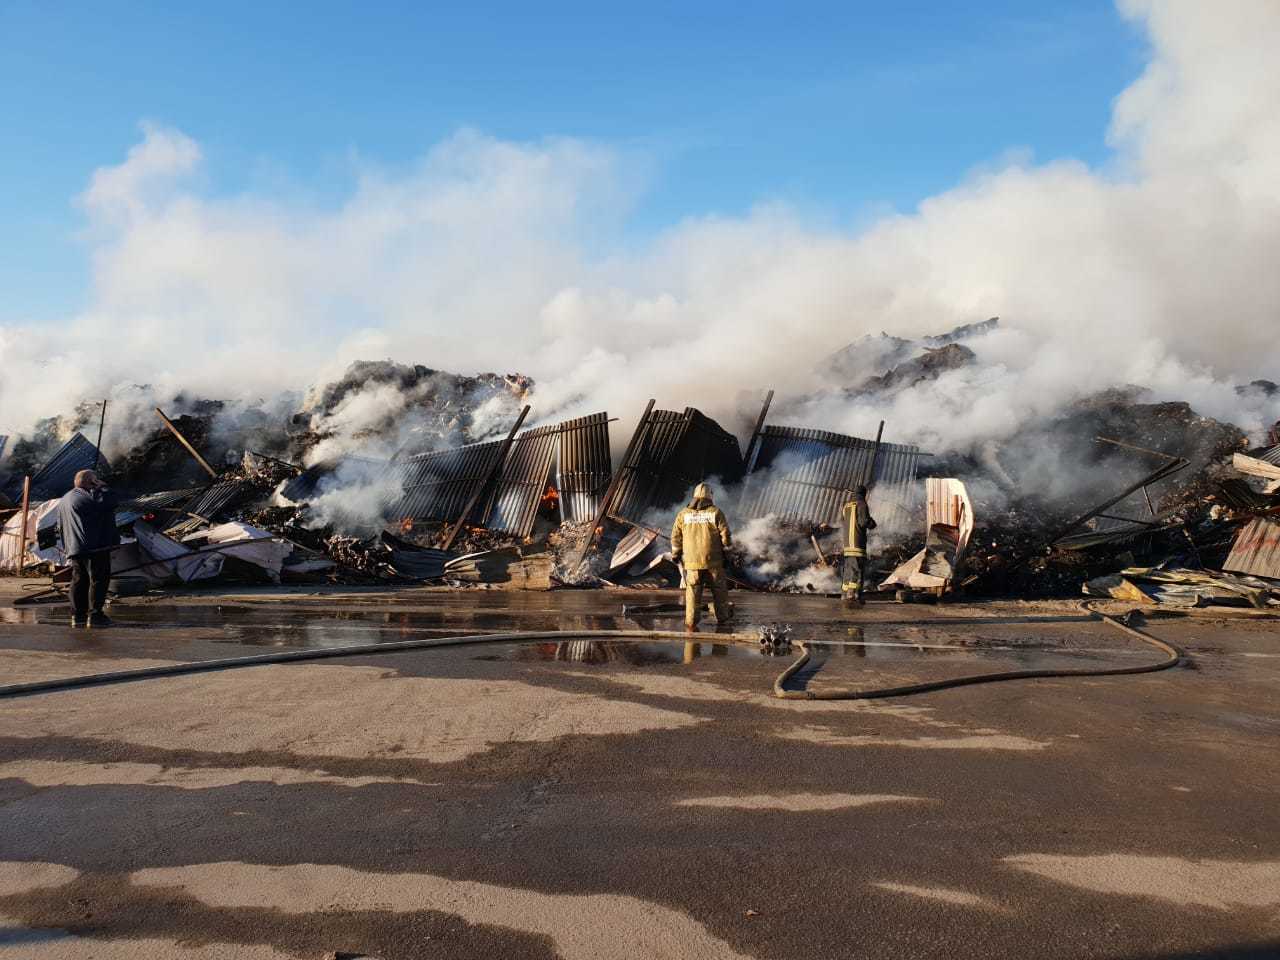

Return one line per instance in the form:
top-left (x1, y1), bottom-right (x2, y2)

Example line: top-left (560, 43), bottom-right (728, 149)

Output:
top-left (1223, 517), bottom-right (1280, 581)
top-left (739, 425), bottom-right (922, 533)
top-left (611, 408), bottom-right (744, 524)
top-left (556, 412), bottom-right (612, 523)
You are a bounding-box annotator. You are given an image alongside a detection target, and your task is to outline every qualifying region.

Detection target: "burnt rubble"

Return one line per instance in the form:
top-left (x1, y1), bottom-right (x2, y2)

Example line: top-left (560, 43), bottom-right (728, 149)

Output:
top-left (2, 342), bottom-right (1278, 606)
top-left (855, 342), bottom-right (976, 395)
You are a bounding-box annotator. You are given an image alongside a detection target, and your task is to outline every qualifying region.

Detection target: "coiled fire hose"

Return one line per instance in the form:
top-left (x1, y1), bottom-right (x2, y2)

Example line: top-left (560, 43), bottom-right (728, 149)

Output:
top-left (0, 605), bottom-right (1179, 701)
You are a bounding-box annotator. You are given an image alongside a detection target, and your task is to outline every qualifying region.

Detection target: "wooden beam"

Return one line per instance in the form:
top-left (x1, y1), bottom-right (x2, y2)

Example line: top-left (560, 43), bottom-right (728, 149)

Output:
top-left (572, 399), bottom-right (656, 573)
top-left (863, 420), bottom-right (885, 490)
top-left (154, 407), bottom-right (218, 479)
top-left (810, 534), bottom-right (829, 568)
top-left (441, 405), bottom-right (531, 550)
top-left (16, 476), bottom-right (30, 575)
top-left (743, 389), bottom-right (774, 471)
top-left (93, 399), bottom-right (107, 472)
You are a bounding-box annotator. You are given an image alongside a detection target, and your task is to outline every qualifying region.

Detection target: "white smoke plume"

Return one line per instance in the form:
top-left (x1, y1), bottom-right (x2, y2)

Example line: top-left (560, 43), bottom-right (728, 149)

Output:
top-left (734, 515), bottom-right (840, 593)
top-left (2, 1), bottom-right (1278, 474)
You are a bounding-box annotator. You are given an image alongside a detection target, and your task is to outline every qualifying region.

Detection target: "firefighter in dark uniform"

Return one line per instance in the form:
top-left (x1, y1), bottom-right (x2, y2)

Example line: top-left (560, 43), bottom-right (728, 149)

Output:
top-left (839, 484), bottom-right (876, 605)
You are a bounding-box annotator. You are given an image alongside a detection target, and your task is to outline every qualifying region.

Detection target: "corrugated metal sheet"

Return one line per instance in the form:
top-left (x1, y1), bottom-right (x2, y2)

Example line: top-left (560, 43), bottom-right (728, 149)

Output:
top-left (185, 480), bottom-right (255, 522)
top-left (739, 425), bottom-right (922, 533)
top-left (286, 413), bottom-right (608, 538)
top-left (0, 436), bottom-right (7, 460)
top-left (1257, 443), bottom-right (1280, 466)
top-left (115, 486), bottom-right (206, 525)
top-left (390, 440), bottom-right (505, 524)
top-left (611, 408), bottom-right (744, 524)
top-left (556, 413), bottom-right (611, 523)
top-left (155, 480), bottom-right (258, 537)
top-left (484, 424), bottom-right (558, 536)
top-left (1223, 517), bottom-right (1280, 581)
top-left (2, 433), bottom-right (106, 502)
top-left (280, 466), bottom-right (326, 503)
top-left (391, 412), bottom-right (610, 538)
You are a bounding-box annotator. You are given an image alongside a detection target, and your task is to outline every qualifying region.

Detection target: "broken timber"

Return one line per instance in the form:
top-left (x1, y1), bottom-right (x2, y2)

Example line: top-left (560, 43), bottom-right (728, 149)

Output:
top-left (17, 476), bottom-right (30, 575)
top-left (154, 407), bottom-right (218, 480)
top-left (743, 389), bottom-right (774, 469)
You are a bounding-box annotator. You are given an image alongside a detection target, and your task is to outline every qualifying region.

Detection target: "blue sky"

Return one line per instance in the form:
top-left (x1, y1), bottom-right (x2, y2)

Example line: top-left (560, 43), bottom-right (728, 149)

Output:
top-left (1, 1), bottom-right (1146, 322)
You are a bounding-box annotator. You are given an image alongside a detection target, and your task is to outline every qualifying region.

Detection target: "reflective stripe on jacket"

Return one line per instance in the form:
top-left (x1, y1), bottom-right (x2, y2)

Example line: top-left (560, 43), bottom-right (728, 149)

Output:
top-left (671, 504), bottom-right (732, 571)
top-left (840, 498), bottom-right (876, 557)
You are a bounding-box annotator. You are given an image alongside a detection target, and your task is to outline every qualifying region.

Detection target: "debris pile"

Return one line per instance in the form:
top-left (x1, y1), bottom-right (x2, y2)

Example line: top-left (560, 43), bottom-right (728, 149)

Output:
top-left (2, 338), bottom-right (1277, 606)
top-left (292, 361), bottom-right (532, 461)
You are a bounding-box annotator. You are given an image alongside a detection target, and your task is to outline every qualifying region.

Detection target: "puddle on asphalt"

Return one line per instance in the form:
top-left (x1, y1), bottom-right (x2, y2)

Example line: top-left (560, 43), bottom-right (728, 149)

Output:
top-left (0, 601), bottom-right (1153, 673)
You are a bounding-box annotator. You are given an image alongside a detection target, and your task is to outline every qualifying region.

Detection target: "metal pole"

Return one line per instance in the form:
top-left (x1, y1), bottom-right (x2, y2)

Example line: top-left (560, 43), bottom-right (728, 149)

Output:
top-left (94, 399), bottom-right (107, 472)
top-left (442, 405), bottom-right (530, 550)
top-left (16, 476), bottom-right (30, 575)
top-left (154, 407), bottom-right (218, 479)
top-left (573, 399), bottom-right (656, 572)
top-left (743, 389), bottom-right (774, 472)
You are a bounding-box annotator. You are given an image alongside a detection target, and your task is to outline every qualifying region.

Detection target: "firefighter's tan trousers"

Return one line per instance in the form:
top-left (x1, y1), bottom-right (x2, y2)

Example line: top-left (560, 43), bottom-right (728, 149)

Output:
top-left (685, 567), bottom-right (730, 628)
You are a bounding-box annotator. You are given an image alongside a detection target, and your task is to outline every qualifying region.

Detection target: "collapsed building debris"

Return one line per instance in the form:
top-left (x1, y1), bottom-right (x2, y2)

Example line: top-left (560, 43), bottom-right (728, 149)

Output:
top-left (292, 360), bottom-right (532, 461)
top-left (608, 405), bottom-right (745, 525)
top-left (855, 342), bottom-right (976, 396)
top-left (1223, 518), bottom-right (1280, 581)
top-left (297, 409), bottom-right (611, 543)
top-left (881, 478), bottom-right (973, 595)
top-left (1084, 566), bottom-right (1280, 608)
top-left (820, 317), bottom-right (998, 387)
top-left (738, 424), bottom-right (924, 534)
top-left (3, 341), bottom-right (1277, 604)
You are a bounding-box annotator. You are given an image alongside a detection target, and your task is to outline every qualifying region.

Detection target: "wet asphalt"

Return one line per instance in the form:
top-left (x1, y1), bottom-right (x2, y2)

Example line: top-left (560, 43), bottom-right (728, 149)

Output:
top-left (0, 587), bottom-right (1278, 958)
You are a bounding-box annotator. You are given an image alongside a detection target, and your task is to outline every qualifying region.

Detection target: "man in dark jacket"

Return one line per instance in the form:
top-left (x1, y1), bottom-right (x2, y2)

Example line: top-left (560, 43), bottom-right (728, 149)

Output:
top-left (839, 484), bottom-right (876, 606)
top-left (57, 469), bottom-right (120, 628)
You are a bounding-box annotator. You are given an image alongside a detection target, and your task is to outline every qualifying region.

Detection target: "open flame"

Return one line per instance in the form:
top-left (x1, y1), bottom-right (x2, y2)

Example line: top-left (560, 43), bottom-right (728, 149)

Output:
top-left (540, 485), bottom-right (560, 511)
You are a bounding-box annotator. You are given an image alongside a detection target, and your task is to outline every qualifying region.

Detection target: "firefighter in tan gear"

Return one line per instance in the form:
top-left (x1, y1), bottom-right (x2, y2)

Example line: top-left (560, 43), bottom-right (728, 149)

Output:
top-left (670, 482), bottom-right (733, 630)
top-left (840, 484), bottom-right (876, 605)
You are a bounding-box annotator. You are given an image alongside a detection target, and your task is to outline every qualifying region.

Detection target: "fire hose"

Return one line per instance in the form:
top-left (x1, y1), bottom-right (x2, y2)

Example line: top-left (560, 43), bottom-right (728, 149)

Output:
top-left (0, 606), bottom-right (1180, 701)
top-left (772, 603), bottom-right (1180, 700)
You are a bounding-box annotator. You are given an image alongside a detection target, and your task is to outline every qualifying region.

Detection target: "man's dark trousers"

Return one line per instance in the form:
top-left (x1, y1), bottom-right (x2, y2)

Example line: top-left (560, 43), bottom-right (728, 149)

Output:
top-left (70, 552), bottom-right (111, 622)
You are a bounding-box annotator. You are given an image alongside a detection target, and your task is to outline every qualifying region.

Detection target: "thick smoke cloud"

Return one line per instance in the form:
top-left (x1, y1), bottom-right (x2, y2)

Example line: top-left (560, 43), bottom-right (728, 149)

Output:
top-left (2, 1), bottom-right (1278, 466)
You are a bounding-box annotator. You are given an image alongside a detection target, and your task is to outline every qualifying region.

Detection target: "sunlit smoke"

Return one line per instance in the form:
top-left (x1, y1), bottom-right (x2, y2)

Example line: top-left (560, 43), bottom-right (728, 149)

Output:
top-left (2, 1), bottom-right (1278, 486)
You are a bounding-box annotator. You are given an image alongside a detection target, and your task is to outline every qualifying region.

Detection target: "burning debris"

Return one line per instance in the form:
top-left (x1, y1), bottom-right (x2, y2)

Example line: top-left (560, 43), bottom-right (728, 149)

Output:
top-left (1, 340), bottom-right (1277, 607)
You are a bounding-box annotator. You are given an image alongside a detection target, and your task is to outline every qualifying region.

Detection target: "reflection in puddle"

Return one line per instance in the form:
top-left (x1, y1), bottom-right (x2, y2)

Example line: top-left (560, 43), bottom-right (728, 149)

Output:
top-left (0, 599), bottom-right (1149, 675)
